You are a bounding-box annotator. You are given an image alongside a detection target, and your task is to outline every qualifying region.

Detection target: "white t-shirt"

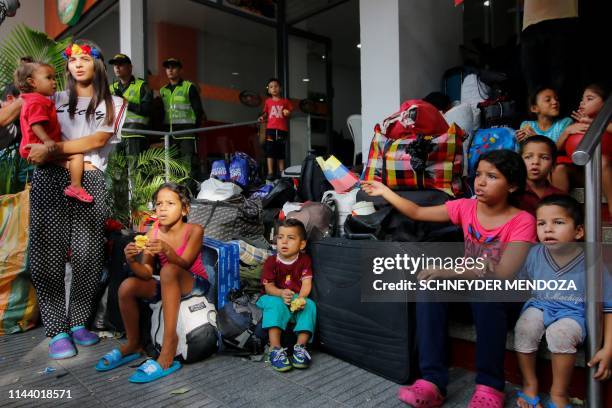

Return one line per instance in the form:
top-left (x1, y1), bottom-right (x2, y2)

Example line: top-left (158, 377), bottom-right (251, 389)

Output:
top-left (53, 91), bottom-right (126, 171)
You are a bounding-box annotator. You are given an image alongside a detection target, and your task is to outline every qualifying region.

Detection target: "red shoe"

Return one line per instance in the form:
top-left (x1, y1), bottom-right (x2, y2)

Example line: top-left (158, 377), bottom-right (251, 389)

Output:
top-left (64, 185), bottom-right (93, 203)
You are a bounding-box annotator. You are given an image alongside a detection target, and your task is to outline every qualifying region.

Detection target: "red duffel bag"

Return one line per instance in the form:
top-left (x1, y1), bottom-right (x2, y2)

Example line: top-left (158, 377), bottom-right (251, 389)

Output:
top-left (379, 99), bottom-right (449, 140)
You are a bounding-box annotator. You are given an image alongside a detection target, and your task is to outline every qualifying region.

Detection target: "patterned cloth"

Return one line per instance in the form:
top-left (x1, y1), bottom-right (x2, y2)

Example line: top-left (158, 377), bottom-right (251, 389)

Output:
top-left (231, 240), bottom-right (275, 266)
top-left (363, 123), bottom-right (465, 197)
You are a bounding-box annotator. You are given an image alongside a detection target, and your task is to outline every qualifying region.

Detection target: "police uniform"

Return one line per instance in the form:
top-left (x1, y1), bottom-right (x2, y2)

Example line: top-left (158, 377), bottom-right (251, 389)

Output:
top-left (108, 54), bottom-right (152, 156)
top-left (160, 58), bottom-right (205, 180)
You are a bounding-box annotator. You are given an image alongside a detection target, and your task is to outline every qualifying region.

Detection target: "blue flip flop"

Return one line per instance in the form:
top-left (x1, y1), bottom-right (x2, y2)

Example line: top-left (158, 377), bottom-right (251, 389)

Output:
top-left (128, 359), bottom-right (181, 383)
top-left (517, 391), bottom-right (541, 407)
top-left (95, 348), bottom-right (142, 372)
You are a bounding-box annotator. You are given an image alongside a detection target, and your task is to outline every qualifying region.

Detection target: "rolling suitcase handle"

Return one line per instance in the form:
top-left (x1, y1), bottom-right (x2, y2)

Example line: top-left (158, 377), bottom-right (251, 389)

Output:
top-left (343, 232), bottom-right (378, 240)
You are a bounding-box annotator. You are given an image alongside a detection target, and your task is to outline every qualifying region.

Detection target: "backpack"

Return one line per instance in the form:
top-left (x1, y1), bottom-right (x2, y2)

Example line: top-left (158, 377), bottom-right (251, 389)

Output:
top-left (467, 127), bottom-right (518, 177)
top-left (285, 198), bottom-right (337, 242)
top-left (262, 178), bottom-right (296, 209)
top-left (229, 152), bottom-right (261, 188)
top-left (217, 289), bottom-right (266, 354)
top-left (298, 151), bottom-right (332, 202)
top-left (210, 159), bottom-right (230, 182)
top-left (150, 295), bottom-right (219, 363)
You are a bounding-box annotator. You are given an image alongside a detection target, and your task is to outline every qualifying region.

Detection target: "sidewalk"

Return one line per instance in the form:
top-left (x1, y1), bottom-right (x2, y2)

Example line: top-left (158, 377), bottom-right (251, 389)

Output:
top-left (0, 327), bottom-right (523, 407)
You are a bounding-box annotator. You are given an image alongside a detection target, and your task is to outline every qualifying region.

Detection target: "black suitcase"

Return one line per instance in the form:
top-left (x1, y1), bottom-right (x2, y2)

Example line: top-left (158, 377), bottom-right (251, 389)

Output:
top-left (311, 238), bottom-right (417, 384)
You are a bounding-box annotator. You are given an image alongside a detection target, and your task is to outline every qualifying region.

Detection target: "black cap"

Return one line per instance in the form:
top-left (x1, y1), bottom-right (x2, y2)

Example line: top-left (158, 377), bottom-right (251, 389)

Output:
top-left (109, 53), bottom-right (132, 65)
top-left (162, 58), bottom-right (182, 68)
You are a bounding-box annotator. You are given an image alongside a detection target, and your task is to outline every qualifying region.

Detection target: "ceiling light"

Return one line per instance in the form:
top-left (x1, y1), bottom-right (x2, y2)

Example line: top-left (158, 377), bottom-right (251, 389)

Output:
top-left (321, 55), bottom-right (326, 60)
top-left (356, 43), bottom-right (361, 49)
top-left (231, 72), bottom-right (239, 76)
top-left (319, 98), bottom-right (324, 102)
top-left (483, 1), bottom-right (490, 6)
top-left (302, 78), bottom-right (310, 82)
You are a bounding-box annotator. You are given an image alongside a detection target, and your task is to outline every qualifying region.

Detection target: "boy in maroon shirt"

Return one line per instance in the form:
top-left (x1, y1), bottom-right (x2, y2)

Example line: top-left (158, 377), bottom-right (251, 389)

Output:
top-left (256, 219), bottom-right (316, 372)
top-left (258, 78), bottom-right (292, 181)
top-left (519, 135), bottom-right (567, 216)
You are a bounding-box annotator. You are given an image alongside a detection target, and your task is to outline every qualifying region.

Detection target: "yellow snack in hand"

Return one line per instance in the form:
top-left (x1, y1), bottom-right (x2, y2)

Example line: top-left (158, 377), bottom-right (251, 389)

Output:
top-left (290, 297), bottom-right (306, 312)
top-left (134, 235), bottom-right (148, 250)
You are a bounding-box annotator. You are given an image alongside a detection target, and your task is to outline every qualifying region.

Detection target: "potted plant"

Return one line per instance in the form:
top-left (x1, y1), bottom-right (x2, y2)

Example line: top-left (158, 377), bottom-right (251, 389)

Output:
top-left (105, 146), bottom-right (191, 229)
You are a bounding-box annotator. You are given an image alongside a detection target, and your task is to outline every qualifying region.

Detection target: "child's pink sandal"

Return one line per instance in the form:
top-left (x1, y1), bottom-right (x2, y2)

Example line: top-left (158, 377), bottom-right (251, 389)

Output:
top-left (468, 384), bottom-right (505, 408)
top-left (64, 185), bottom-right (93, 203)
top-left (397, 379), bottom-right (445, 407)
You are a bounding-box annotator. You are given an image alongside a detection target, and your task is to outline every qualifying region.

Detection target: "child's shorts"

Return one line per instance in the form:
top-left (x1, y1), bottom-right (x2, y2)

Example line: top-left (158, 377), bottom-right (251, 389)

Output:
top-left (256, 294), bottom-right (316, 339)
top-left (144, 274), bottom-right (210, 304)
top-left (264, 129), bottom-right (288, 160)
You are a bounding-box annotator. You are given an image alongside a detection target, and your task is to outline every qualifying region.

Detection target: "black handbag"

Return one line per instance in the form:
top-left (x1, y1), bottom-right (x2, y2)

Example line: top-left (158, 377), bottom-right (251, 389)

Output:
top-left (190, 195), bottom-right (263, 242)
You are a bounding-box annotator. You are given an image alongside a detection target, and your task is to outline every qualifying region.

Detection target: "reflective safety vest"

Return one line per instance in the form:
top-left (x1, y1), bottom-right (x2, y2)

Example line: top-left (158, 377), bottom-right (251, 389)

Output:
top-left (110, 78), bottom-right (149, 138)
top-left (160, 80), bottom-right (197, 139)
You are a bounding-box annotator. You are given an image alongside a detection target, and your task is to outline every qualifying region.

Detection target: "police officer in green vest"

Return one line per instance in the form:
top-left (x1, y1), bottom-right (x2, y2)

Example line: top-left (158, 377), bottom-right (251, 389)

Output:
top-left (108, 53), bottom-right (153, 157)
top-left (160, 57), bottom-right (205, 182)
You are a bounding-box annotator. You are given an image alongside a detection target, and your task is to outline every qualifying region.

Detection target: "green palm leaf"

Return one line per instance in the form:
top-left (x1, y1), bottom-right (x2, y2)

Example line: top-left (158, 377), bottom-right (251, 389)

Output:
top-left (0, 24), bottom-right (71, 90)
top-left (105, 147), bottom-right (192, 227)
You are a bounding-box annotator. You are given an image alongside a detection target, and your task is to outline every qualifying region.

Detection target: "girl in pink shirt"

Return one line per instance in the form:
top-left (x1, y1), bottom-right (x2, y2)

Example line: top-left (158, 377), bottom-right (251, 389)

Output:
top-left (362, 149), bottom-right (536, 408)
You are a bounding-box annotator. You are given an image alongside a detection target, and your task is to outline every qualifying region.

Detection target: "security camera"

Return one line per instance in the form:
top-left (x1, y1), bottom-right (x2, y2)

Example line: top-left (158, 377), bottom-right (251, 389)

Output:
top-left (0, 0), bottom-right (20, 26)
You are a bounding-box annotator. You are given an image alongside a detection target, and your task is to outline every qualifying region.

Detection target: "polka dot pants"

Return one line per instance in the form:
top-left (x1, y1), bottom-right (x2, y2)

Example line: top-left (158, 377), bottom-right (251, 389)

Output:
top-left (29, 165), bottom-right (109, 338)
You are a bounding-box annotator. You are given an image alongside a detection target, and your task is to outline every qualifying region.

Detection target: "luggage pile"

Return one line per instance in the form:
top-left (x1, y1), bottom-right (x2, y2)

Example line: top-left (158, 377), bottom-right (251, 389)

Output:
top-left (99, 89), bottom-right (518, 375)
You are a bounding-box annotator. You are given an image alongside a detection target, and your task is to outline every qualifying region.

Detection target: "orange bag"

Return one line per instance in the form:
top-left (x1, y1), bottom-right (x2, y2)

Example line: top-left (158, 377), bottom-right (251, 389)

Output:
top-left (0, 186), bottom-right (39, 335)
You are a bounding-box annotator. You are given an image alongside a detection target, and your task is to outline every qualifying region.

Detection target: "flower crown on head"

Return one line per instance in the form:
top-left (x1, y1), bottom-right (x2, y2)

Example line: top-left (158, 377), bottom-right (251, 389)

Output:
top-left (62, 44), bottom-right (101, 60)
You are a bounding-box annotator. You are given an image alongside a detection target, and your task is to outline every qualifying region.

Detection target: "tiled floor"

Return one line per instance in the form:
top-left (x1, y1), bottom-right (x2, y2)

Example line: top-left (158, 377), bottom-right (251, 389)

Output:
top-left (0, 327), bottom-right (525, 407)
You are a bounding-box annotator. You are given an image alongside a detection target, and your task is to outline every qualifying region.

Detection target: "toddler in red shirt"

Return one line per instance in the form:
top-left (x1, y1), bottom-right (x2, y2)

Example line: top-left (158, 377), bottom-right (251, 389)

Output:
top-left (258, 78), bottom-right (292, 180)
top-left (16, 61), bottom-right (92, 202)
top-left (256, 218), bottom-right (316, 372)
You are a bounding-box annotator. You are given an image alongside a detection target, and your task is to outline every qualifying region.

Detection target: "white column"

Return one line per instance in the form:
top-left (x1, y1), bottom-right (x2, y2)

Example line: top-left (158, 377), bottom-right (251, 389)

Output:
top-left (359, 0), bottom-right (401, 160)
top-left (119, 0), bottom-right (145, 77)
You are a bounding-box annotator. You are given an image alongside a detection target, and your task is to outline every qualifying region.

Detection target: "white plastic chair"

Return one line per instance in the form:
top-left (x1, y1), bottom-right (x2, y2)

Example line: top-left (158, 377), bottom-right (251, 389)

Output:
top-left (346, 114), bottom-right (362, 165)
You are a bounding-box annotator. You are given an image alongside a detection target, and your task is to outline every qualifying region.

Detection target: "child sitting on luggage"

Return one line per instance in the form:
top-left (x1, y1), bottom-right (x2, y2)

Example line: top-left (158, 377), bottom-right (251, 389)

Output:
top-left (256, 218), bottom-right (316, 372)
top-left (95, 182), bottom-right (210, 383)
top-left (15, 61), bottom-right (92, 202)
top-left (514, 195), bottom-right (612, 408)
top-left (515, 86), bottom-right (575, 193)
top-left (556, 83), bottom-right (612, 217)
top-left (258, 78), bottom-right (292, 181)
top-left (518, 135), bottom-right (566, 216)
top-left (362, 149), bottom-right (536, 408)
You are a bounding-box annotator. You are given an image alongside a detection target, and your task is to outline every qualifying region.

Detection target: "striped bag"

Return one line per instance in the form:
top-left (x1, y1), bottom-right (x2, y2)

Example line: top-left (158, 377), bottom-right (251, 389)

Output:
top-left (363, 124), bottom-right (465, 197)
top-left (0, 187), bottom-right (39, 335)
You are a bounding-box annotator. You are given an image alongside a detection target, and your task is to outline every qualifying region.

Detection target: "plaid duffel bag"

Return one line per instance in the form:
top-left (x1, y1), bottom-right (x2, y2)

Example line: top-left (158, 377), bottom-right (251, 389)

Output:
top-left (190, 195), bottom-right (263, 242)
top-left (363, 123), bottom-right (465, 197)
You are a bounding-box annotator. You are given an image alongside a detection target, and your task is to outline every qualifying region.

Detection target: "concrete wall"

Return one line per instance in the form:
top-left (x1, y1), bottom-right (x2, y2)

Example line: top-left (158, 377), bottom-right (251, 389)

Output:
top-left (0, 0), bottom-right (44, 38)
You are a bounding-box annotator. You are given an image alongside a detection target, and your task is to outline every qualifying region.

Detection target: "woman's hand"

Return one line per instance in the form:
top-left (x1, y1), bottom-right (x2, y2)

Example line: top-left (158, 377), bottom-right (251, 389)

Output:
top-left (516, 125), bottom-right (536, 142)
top-left (417, 267), bottom-right (457, 281)
top-left (360, 180), bottom-right (390, 197)
top-left (124, 242), bottom-right (140, 262)
top-left (144, 238), bottom-right (169, 256)
top-left (282, 109), bottom-right (290, 117)
top-left (25, 143), bottom-right (51, 164)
